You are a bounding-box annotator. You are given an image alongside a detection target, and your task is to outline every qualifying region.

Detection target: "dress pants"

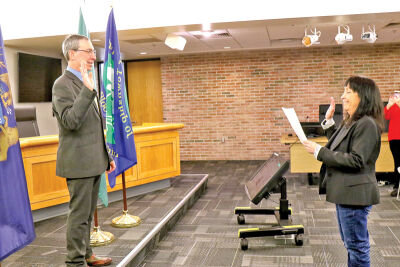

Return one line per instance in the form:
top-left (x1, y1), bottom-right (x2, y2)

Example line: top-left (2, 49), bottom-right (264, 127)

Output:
top-left (65, 175), bottom-right (101, 266)
top-left (336, 204), bottom-right (372, 267)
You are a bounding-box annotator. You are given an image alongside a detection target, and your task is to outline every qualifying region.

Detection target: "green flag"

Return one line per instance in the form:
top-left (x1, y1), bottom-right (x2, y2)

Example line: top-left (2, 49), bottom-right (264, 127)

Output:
top-left (78, 8), bottom-right (89, 36)
top-left (78, 7), bottom-right (108, 207)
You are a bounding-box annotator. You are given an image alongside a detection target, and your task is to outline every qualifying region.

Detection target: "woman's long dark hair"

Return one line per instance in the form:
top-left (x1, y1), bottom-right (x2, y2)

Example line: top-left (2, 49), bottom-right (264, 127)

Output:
top-left (343, 76), bottom-right (384, 131)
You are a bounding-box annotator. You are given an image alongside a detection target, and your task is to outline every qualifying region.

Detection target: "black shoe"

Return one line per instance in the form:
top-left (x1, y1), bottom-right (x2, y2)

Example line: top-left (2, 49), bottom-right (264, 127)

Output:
top-left (390, 189), bottom-right (398, 197)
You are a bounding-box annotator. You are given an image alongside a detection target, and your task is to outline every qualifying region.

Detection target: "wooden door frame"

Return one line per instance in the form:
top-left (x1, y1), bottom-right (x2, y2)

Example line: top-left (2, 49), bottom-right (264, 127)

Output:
top-left (97, 58), bottom-right (161, 102)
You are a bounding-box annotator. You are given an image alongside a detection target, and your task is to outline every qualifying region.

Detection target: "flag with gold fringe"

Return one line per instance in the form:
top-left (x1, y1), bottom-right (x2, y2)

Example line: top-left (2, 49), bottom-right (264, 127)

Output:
top-left (0, 25), bottom-right (36, 262)
top-left (100, 8), bottom-right (137, 188)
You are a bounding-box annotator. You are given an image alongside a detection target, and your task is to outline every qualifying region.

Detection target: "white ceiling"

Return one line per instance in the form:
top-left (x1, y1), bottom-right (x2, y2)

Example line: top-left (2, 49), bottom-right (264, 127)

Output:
top-left (5, 11), bottom-right (400, 61)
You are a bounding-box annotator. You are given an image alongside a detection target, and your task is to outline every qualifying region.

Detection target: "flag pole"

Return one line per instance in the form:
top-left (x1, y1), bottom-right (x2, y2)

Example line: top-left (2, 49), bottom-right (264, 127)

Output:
top-left (77, 4), bottom-right (115, 246)
top-left (103, 7), bottom-right (140, 228)
top-left (90, 207), bottom-right (115, 246)
top-left (111, 172), bottom-right (141, 227)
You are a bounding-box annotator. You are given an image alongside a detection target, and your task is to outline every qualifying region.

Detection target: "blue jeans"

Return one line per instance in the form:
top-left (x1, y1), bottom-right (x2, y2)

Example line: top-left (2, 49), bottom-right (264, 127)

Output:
top-left (336, 204), bottom-right (372, 267)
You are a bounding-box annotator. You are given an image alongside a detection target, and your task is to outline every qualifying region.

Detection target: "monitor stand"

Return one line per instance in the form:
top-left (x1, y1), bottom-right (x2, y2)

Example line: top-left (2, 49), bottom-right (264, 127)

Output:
top-left (234, 178), bottom-right (304, 250)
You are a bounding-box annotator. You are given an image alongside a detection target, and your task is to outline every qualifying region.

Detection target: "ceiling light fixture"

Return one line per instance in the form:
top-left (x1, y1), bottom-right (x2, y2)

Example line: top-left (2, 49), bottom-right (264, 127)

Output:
top-left (200, 22), bottom-right (214, 38)
top-left (139, 52), bottom-right (147, 55)
top-left (302, 27), bottom-right (321, 47)
top-left (164, 33), bottom-right (187, 51)
top-left (201, 31), bottom-right (213, 38)
top-left (202, 22), bottom-right (211, 32)
top-left (361, 24), bottom-right (378, 43)
top-left (335, 25), bottom-right (353, 45)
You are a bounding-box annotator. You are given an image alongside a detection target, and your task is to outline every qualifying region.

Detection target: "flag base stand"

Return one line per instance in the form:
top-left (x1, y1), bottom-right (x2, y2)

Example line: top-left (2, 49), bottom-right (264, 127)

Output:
top-left (90, 226), bottom-right (115, 247)
top-left (111, 210), bottom-right (141, 228)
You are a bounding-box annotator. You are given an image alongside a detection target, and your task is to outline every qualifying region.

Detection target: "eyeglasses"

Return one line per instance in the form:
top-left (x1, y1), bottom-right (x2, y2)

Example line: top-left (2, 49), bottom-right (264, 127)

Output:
top-left (74, 49), bottom-right (96, 55)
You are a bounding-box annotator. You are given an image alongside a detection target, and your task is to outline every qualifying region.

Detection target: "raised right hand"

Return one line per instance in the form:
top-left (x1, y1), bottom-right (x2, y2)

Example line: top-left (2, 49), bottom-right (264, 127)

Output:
top-left (396, 95), bottom-right (400, 107)
top-left (387, 96), bottom-right (395, 108)
top-left (325, 97), bottom-right (335, 120)
top-left (80, 61), bottom-right (94, 91)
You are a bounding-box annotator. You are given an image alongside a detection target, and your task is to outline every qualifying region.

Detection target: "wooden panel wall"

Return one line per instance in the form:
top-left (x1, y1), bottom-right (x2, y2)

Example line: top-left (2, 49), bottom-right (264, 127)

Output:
top-left (126, 60), bottom-right (163, 126)
top-left (21, 124), bottom-right (183, 210)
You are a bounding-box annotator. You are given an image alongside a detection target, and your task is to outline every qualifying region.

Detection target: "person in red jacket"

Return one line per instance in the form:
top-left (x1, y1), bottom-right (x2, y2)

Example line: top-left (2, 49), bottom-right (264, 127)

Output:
top-left (385, 91), bottom-right (400, 197)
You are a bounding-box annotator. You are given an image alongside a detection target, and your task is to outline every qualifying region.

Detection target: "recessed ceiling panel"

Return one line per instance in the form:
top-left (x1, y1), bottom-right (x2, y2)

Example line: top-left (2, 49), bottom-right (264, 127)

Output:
top-left (228, 27), bottom-right (270, 48)
top-left (268, 25), bottom-right (304, 40)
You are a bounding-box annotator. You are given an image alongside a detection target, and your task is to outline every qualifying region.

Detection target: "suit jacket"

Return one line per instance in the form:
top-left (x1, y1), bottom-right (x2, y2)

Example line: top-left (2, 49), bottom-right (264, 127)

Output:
top-left (318, 116), bottom-right (381, 206)
top-left (52, 70), bottom-right (112, 178)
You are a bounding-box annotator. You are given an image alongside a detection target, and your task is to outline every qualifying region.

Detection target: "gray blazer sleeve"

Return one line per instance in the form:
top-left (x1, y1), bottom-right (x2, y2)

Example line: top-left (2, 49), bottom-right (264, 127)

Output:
top-left (53, 82), bottom-right (97, 131)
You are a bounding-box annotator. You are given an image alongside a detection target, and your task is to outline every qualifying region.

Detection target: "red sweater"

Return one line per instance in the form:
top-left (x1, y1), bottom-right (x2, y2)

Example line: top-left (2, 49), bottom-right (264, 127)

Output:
top-left (384, 104), bottom-right (400, 141)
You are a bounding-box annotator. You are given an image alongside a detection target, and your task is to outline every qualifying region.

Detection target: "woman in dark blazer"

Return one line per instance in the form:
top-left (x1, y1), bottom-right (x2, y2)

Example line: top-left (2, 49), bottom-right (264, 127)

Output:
top-left (303, 76), bottom-right (384, 267)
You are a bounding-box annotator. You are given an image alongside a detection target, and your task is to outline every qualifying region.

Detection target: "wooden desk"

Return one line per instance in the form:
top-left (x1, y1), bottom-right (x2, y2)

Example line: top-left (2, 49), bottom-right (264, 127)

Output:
top-left (20, 123), bottom-right (184, 210)
top-left (281, 133), bottom-right (394, 173)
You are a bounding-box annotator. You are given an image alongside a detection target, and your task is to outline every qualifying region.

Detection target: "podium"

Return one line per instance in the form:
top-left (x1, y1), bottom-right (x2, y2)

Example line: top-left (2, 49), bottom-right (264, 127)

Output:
top-left (234, 153), bottom-right (304, 250)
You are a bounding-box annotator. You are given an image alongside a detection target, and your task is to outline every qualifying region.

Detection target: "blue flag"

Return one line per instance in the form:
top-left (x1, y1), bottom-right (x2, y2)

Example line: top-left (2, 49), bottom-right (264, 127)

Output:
top-left (0, 25), bottom-right (36, 261)
top-left (100, 9), bottom-right (137, 188)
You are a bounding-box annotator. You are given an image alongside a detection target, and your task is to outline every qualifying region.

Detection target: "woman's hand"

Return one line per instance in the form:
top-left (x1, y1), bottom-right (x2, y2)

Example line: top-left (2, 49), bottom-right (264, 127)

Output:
top-left (395, 95), bottom-right (400, 107)
top-left (387, 96), bottom-right (396, 109)
top-left (302, 140), bottom-right (318, 154)
top-left (325, 97), bottom-right (335, 120)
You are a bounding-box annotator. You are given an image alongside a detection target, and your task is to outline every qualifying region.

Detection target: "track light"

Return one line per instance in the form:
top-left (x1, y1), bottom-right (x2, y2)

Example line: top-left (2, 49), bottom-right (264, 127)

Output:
top-left (361, 25), bottom-right (377, 43)
top-left (335, 25), bottom-right (353, 45)
top-left (165, 34), bottom-right (187, 51)
top-left (302, 27), bottom-right (321, 47)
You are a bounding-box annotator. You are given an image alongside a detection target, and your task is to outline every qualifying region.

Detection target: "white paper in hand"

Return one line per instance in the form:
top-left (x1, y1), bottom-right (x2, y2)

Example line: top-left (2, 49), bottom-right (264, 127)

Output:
top-left (282, 107), bottom-right (307, 142)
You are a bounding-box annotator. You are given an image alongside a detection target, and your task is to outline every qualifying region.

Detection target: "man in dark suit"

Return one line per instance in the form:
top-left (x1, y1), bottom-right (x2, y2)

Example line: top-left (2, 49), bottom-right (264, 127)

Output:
top-left (52, 34), bottom-right (115, 267)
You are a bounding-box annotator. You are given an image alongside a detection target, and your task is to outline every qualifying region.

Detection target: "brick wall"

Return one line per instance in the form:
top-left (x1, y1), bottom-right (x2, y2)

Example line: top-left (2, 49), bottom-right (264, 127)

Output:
top-left (161, 44), bottom-right (400, 160)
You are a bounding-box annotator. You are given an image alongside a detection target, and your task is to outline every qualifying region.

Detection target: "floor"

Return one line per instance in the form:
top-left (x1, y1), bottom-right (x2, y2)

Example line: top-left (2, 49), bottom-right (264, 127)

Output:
top-left (141, 160), bottom-right (400, 267)
top-left (1, 174), bottom-right (206, 267)
top-left (2, 160), bottom-right (400, 267)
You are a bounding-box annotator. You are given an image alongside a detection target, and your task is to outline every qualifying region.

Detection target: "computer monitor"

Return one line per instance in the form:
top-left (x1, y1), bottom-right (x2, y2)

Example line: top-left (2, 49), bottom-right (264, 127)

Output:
top-left (300, 122), bottom-right (325, 138)
top-left (245, 153), bottom-right (289, 205)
